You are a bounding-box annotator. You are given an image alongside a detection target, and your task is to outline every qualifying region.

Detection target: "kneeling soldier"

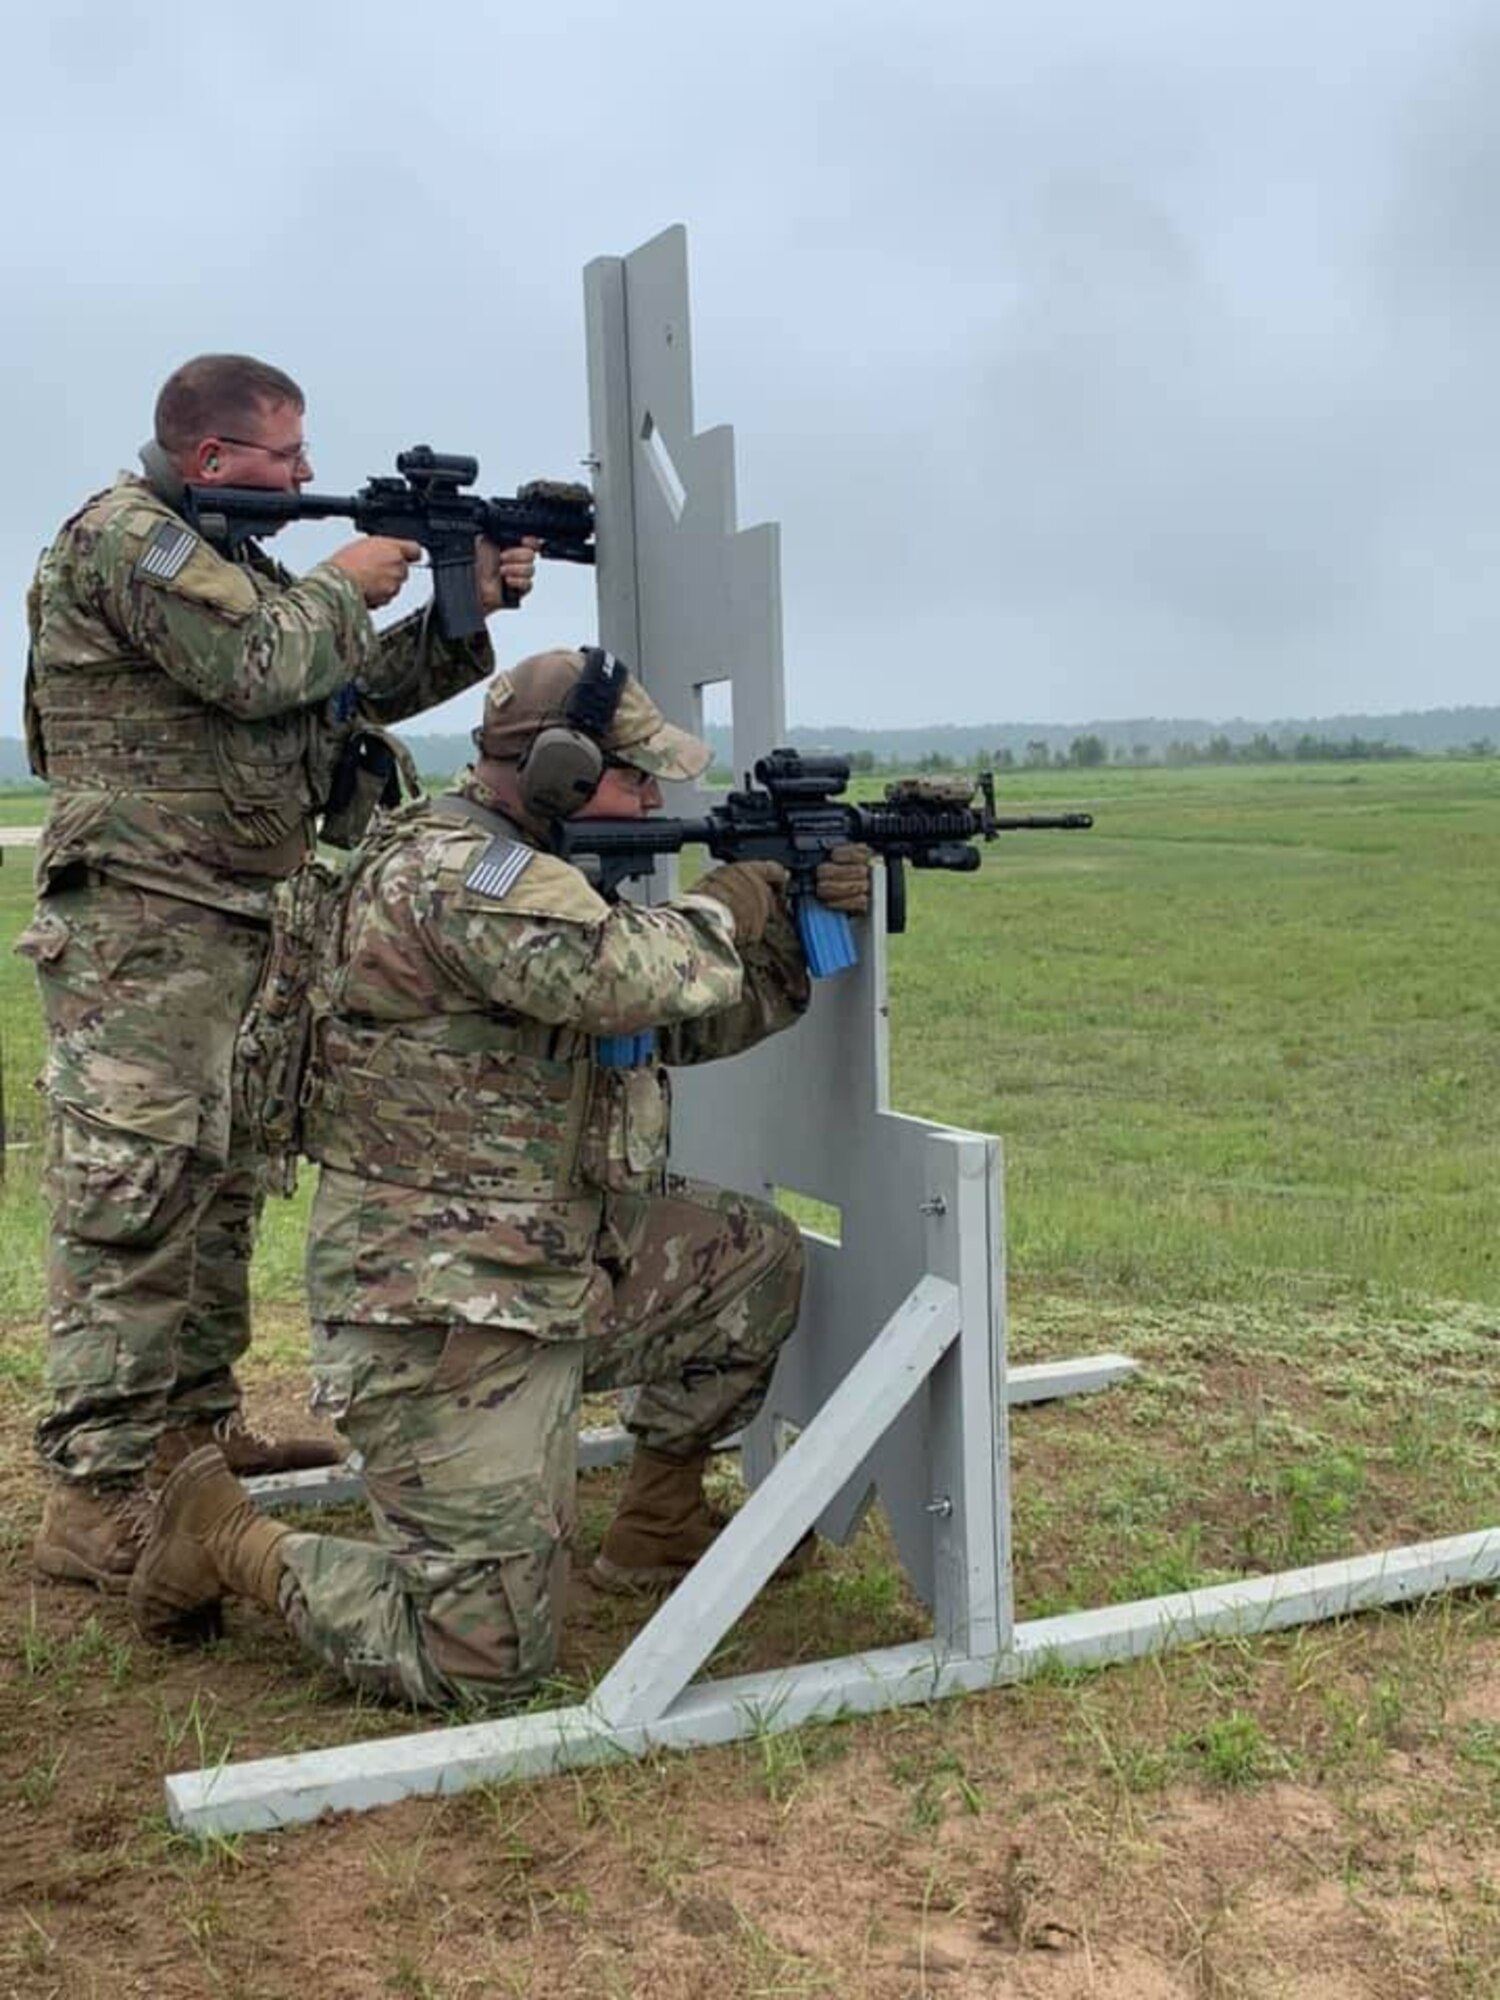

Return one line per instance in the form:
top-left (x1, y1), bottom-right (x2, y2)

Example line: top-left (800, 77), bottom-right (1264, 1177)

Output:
top-left (130, 648), bottom-right (870, 1707)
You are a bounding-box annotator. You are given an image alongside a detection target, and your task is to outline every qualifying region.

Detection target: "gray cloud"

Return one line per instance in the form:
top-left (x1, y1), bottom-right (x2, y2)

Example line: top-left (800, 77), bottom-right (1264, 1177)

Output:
top-left (4, 0), bottom-right (1498, 735)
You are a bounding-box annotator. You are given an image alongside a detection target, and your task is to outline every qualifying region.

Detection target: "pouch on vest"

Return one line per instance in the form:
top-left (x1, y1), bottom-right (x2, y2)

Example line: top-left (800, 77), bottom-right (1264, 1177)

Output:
top-left (578, 1064), bottom-right (672, 1194)
top-left (234, 855), bottom-right (347, 1195)
top-left (320, 726), bottom-right (423, 851)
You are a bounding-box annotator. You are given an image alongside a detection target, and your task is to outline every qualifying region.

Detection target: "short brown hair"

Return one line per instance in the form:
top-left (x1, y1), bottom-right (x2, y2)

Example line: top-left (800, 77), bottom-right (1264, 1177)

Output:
top-left (154, 353), bottom-right (305, 453)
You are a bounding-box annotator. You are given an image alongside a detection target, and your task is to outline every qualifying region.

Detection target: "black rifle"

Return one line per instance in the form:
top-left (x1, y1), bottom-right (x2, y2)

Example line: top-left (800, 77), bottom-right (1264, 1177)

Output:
top-left (184, 446), bottom-right (594, 639)
top-left (555, 749), bottom-right (1093, 977)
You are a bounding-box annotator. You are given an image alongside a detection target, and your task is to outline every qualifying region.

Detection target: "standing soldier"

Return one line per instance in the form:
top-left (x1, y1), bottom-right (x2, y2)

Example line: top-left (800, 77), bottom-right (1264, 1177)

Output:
top-left (22, 354), bottom-right (536, 1591)
top-left (129, 648), bottom-right (872, 1708)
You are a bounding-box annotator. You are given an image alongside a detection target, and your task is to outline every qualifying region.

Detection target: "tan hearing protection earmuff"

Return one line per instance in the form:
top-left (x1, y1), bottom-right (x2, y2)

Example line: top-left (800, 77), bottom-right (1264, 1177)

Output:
top-left (517, 648), bottom-right (631, 820)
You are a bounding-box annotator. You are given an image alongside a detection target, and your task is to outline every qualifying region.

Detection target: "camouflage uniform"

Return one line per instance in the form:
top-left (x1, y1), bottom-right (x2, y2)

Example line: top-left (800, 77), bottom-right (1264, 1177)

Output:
top-left (276, 787), bottom-right (809, 1706)
top-left (19, 468), bottom-right (496, 1485)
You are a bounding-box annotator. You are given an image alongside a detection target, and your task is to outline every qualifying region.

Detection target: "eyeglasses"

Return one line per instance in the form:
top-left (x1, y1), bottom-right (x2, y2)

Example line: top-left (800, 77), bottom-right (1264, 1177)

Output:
top-left (215, 434), bottom-right (311, 466)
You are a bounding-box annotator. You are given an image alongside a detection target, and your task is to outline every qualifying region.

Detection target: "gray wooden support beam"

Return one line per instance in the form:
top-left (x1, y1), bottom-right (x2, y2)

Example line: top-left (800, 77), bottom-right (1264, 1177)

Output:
top-left (167, 1526), bottom-right (1500, 1836)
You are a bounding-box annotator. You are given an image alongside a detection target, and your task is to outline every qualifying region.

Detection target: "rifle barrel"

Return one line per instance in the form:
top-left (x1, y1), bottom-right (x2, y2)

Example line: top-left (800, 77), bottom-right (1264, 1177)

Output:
top-left (992, 812), bottom-right (1094, 830)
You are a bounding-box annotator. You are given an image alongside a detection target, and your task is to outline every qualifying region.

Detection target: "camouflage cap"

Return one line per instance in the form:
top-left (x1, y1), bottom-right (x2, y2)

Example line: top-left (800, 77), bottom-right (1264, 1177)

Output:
top-left (477, 649), bottom-right (711, 781)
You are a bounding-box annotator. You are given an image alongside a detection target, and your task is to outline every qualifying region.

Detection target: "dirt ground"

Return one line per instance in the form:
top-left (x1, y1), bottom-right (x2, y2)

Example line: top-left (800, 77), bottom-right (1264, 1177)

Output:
top-left (3, 1325), bottom-right (1499, 2000)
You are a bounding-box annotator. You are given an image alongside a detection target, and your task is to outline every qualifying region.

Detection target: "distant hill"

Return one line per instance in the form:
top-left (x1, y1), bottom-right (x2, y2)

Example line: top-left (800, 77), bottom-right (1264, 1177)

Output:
top-left (5, 705), bottom-right (1499, 786)
top-left (691, 706), bottom-right (1500, 769)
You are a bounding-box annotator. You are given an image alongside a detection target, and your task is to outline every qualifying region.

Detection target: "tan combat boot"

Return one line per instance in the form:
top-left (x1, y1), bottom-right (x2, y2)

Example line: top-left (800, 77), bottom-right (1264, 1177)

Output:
top-left (152, 1413), bottom-right (341, 1485)
top-left (591, 1447), bottom-right (722, 1592)
top-left (128, 1445), bottom-right (293, 1640)
top-left (591, 1447), bottom-right (816, 1594)
top-left (34, 1480), bottom-right (152, 1593)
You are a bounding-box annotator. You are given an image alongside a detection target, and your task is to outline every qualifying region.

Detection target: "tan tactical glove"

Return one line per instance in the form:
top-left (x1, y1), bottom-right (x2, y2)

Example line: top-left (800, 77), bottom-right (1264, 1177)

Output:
top-left (691, 861), bottom-right (789, 944)
top-left (814, 842), bottom-right (874, 915)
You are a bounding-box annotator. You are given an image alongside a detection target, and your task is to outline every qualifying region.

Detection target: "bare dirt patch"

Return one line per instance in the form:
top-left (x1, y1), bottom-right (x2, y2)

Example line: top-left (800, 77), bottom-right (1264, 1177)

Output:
top-left (2, 1297), bottom-right (1499, 1998)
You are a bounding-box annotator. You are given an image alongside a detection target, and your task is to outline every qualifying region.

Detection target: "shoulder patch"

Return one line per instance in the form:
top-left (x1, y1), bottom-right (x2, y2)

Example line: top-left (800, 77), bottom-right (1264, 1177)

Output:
top-left (463, 835), bottom-right (534, 900)
top-left (134, 519), bottom-right (199, 584)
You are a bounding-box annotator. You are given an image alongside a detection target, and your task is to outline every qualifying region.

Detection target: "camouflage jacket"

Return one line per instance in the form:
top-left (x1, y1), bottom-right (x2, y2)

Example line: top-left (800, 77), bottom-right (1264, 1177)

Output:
top-left (304, 792), bottom-right (811, 1336)
top-left (25, 473), bottom-right (496, 919)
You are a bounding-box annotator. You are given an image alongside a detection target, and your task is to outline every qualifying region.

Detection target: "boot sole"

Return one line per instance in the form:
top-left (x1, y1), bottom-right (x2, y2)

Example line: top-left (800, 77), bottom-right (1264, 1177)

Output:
top-left (589, 1554), bottom-right (689, 1595)
top-left (143, 1598), bottom-right (226, 1644)
top-left (126, 1549), bottom-right (227, 1642)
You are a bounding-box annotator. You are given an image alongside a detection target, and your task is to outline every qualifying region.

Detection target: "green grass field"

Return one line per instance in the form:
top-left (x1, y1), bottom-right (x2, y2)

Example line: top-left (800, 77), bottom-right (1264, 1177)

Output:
top-left (3, 756), bottom-right (1497, 1317)
top-left (2, 761), bottom-right (1498, 1997)
top-left (890, 756), bottom-right (1500, 1303)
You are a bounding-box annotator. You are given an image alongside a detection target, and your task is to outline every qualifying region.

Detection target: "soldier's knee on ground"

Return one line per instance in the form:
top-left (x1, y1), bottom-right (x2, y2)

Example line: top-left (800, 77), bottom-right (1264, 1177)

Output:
top-left (421, 1531), bottom-right (570, 1707)
top-left (280, 1524), bottom-right (571, 1711)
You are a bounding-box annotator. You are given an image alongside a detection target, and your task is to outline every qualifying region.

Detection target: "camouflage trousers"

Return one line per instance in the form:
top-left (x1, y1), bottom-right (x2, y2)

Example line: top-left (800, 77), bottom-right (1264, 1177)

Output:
top-left (279, 1175), bottom-right (804, 1708)
top-left (19, 878), bottom-right (269, 1482)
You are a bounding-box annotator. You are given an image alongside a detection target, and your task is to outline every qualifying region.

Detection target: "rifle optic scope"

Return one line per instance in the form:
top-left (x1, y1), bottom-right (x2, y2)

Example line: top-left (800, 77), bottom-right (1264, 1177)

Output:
top-left (395, 446), bottom-right (479, 488)
top-left (754, 751), bottom-right (850, 797)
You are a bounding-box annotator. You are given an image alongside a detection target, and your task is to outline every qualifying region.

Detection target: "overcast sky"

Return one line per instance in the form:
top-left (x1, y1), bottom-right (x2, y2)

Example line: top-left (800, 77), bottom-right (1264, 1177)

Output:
top-left (4, 0), bottom-right (1498, 737)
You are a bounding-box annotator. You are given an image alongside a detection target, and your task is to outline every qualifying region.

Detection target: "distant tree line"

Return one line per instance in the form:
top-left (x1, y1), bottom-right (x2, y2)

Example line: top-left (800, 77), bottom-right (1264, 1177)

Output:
top-left (791, 733), bottom-right (1497, 775)
top-left (2, 717), bottom-right (1497, 790)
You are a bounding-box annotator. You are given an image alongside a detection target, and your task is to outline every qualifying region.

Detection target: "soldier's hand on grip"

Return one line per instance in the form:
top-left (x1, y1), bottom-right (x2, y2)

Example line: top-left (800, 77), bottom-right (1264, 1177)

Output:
top-left (476, 535), bottom-right (539, 613)
top-left (691, 861), bottom-right (789, 945)
top-left (814, 842), bottom-right (874, 915)
top-left (328, 536), bottom-right (423, 609)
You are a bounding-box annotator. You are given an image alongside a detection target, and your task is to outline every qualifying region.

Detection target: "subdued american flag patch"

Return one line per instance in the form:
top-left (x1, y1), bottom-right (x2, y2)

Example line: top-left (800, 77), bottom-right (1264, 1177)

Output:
top-left (463, 835), bottom-right (533, 900)
top-left (134, 520), bottom-right (199, 583)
